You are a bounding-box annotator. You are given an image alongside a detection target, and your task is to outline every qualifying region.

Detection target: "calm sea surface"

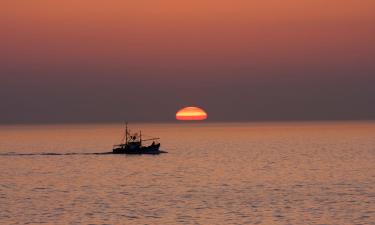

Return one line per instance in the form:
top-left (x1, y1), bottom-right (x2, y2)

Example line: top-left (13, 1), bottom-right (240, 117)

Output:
top-left (0, 122), bottom-right (374, 225)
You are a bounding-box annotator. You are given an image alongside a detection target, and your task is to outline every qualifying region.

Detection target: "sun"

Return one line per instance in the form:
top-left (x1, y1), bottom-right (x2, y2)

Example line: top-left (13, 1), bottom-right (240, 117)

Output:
top-left (176, 106), bottom-right (208, 121)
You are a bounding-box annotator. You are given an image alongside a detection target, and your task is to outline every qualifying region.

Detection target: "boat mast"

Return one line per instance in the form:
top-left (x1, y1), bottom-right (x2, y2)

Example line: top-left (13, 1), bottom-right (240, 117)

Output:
top-left (140, 130), bottom-right (142, 146)
top-left (125, 122), bottom-right (128, 144)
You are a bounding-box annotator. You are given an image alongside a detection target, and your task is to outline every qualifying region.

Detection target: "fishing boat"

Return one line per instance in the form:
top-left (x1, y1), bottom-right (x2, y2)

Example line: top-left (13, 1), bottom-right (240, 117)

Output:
top-left (112, 123), bottom-right (165, 154)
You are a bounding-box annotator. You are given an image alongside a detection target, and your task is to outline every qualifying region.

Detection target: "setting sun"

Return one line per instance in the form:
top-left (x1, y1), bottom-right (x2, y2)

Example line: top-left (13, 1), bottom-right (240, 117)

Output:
top-left (176, 107), bottom-right (208, 121)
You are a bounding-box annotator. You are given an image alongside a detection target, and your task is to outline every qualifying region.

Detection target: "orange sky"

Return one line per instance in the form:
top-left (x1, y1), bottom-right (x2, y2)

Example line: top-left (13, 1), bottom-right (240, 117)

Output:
top-left (2, 0), bottom-right (374, 69)
top-left (1, 1), bottom-right (375, 122)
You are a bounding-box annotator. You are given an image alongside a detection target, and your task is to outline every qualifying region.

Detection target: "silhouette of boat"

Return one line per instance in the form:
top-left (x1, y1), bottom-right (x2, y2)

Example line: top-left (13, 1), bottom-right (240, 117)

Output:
top-left (112, 123), bottom-right (166, 154)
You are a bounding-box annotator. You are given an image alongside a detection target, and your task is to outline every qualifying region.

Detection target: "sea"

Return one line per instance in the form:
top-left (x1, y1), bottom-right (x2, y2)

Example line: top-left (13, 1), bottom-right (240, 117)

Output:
top-left (0, 122), bottom-right (374, 225)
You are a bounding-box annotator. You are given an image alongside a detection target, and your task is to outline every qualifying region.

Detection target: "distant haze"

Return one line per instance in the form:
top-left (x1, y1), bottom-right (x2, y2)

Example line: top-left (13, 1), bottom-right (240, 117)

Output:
top-left (1, 1), bottom-right (374, 123)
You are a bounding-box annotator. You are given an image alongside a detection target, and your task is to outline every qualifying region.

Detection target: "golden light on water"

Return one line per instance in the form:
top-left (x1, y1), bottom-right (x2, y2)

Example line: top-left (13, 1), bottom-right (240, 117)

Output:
top-left (176, 106), bottom-right (207, 121)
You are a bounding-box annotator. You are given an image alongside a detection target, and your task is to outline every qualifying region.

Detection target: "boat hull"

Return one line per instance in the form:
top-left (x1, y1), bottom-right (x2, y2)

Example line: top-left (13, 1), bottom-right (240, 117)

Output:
top-left (112, 143), bottom-right (164, 154)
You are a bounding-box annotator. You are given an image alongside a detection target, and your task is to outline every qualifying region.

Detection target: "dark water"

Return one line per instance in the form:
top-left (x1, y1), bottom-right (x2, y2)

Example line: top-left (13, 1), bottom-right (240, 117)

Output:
top-left (0, 122), bottom-right (374, 224)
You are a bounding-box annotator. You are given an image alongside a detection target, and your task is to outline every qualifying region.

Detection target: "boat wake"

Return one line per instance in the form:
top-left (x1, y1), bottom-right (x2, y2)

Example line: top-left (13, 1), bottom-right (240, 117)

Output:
top-left (0, 152), bottom-right (115, 156)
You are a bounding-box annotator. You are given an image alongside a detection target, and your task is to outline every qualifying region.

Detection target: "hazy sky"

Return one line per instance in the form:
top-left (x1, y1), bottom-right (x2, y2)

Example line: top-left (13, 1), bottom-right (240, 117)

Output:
top-left (1, 1), bottom-right (374, 123)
